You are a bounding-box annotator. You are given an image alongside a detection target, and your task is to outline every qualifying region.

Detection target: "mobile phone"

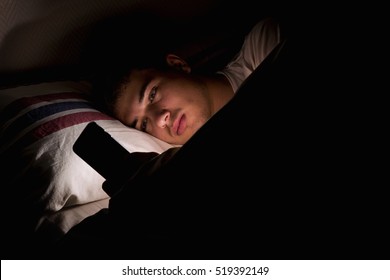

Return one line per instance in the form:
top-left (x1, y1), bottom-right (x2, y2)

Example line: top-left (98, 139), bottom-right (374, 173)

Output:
top-left (73, 121), bottom-right (157, 195)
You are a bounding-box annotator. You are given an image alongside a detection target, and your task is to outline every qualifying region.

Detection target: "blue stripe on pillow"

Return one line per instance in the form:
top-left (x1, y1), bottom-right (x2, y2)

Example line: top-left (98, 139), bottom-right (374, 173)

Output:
top-left (2, 111), bottom-right (113, 157)
top-left (0, 92), bottom-right (89, 124)
top-left (1, 101), bottom-right (93, 146)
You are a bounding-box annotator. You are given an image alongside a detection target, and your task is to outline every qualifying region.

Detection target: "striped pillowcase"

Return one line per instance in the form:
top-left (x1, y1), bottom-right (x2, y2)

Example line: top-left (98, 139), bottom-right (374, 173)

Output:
top-left (1, 91), bottom-right (114, 156)
top-left (0, 81), bottom-right (172, 216)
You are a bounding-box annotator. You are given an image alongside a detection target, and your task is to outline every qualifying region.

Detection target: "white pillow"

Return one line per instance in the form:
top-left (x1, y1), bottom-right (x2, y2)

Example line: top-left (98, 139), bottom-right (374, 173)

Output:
top-left (36, 198), bottom-right (110, 239)
top-left (0, 81), bottom-right (173, 213)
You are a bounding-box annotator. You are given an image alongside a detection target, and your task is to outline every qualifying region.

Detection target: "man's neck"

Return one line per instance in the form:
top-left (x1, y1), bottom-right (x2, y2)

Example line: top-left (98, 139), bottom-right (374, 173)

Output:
top-left (207, 74), bottom-right (235, 115)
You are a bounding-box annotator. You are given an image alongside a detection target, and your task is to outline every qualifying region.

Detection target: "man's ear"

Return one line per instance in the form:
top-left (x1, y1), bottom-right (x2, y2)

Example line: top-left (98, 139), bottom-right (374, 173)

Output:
top-left (165, 54), bottom-right (191, 73)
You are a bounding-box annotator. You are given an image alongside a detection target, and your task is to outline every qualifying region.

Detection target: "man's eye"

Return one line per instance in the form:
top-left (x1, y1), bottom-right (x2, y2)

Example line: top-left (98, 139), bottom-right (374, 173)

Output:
top-left (149, 86), bottom-right (157, 103)
top-left (141, 118), bottom-right (148, 132)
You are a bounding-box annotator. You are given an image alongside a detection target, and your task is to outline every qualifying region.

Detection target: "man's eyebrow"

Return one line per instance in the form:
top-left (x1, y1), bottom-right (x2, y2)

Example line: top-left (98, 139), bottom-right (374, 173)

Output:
top-left (130, 119), bottom-right (137, 128)
top-left (139, 76), bottom-right (152, 104)
top-left (131, 76), bottom-right (151, 129)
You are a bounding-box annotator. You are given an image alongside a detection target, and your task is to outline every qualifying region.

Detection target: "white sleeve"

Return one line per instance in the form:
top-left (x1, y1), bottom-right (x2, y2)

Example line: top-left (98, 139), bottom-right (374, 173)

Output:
top-left (218, 17), bottom-right (281, 92)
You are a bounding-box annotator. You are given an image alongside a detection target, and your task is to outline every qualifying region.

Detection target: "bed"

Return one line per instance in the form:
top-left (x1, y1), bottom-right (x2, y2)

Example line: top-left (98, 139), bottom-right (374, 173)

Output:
top-left (1, 0), bottom-right (282, 258)
top-left (2, 1), bottom-right (387, 261)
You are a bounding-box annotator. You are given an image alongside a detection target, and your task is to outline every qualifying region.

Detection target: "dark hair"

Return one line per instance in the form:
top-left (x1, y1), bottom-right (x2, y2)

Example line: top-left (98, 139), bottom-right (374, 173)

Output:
top-left (85, 13), bottom-right (175, 116)
top-left (90, 48), bottom-right (169, 116)
top-left (91, 65), bottom-right (131, 116)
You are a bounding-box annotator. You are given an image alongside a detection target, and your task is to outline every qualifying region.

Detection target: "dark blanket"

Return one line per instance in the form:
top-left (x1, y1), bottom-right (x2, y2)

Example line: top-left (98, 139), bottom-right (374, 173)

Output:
top-left (51, 34), bottom-right (386, 260)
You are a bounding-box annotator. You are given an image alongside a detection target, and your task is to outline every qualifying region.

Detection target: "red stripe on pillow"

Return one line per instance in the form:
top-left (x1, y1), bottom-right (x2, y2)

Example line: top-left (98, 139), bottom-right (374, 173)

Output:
top-left (3, 111), bottom-right (114, 156)
top-left (32, 111), bottom-right (114, 139)
top-left (0, 92), bottom-right (90, 123)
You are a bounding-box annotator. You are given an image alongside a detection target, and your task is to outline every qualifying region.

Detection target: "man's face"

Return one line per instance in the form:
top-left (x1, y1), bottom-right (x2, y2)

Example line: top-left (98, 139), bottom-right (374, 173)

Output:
top-left (114, 68), bottom-right (213, 145)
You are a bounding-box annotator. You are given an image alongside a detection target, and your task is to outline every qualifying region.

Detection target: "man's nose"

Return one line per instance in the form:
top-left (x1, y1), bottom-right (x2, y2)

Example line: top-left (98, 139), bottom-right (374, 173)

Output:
top-left (156, 110), bottom-right (170, 128)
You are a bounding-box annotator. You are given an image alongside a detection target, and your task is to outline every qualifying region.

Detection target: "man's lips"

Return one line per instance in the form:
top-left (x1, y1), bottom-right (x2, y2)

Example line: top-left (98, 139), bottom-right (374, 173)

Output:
top-left (173, 114), bottom-right (186, 136)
